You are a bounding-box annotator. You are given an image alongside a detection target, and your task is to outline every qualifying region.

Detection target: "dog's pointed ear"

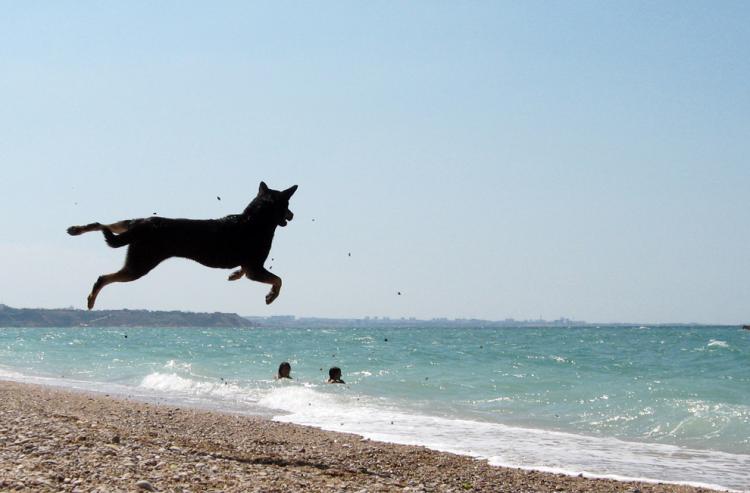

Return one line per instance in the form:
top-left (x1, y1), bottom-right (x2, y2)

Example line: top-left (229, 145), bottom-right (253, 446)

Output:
top-left (258, 181), bottom-right (269, 195)
top-left (282, 185), bottom-right (298, 199)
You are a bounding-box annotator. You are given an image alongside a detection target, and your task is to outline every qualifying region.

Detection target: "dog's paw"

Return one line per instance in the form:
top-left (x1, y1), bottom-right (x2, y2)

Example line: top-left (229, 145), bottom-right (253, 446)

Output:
top-left (227, 269), bottom-right (243, 281)
top-left (265, 291), bottom-right (279, 305)
top-left (67, 226), bottom-right (83, 236)
top-left (87, 294), bottom-right (96, 310)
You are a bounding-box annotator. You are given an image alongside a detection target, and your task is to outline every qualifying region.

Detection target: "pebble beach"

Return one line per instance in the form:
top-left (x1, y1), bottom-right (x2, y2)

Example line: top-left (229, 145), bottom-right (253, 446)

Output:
top-left (0, 381), bottom-right (723, 493)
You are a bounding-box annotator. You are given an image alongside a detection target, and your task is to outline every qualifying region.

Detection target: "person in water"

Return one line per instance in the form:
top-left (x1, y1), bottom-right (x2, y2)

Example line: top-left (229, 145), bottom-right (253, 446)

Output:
top-left (277, 361), bottom-right (292, 379)
top-left (327, 366), bottom-right (345, 384)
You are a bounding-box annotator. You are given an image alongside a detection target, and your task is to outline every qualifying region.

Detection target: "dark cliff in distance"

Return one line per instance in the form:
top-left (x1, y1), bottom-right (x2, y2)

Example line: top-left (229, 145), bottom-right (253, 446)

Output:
top-left (0, 304), bottom-right (254, 328)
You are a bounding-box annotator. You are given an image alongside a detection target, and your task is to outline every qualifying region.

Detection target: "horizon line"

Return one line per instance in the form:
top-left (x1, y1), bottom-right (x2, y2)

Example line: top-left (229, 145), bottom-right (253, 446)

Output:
top-left (1, 304), bottom-right (744, 327)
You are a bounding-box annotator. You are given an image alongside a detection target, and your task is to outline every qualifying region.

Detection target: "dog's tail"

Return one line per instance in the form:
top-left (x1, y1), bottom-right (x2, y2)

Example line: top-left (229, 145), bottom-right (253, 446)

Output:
top-left (102, 227), bottom-right (132, 248)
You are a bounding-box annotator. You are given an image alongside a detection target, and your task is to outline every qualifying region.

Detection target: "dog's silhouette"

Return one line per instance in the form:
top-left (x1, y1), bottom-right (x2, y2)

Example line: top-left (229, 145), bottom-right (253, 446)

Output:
top-left (68, 182), bottom-right (297, 309)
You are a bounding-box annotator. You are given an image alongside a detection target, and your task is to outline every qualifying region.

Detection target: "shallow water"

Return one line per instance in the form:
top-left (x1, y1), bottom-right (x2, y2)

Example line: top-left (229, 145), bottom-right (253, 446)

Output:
top-left (1, 325), bottom-right (748, 490)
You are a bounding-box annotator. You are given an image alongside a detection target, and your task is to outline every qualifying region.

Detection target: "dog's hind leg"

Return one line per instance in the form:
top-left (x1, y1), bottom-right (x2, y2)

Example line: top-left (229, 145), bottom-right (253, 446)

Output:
top-left (68, 220), bottom-right (134, 236)
top-left (227, 268), bottom-right (244, 281)
top-left (87, 269), bottom-right (138, 310)
top-left (87, 244), bottom-right (165, 309)
top-left (242, 266), bottom-right (282, 305)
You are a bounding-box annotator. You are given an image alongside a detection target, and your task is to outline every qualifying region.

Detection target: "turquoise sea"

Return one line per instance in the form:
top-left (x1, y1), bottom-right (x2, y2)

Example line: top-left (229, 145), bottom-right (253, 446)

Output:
top-left (1, 325), bottom-right (748, 491)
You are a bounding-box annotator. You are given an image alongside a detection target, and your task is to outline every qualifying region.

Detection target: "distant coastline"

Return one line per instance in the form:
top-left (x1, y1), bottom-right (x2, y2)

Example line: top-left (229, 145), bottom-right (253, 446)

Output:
top-left (0, 304), bottom-right (730, 328)
top-left (0, 304), bottom-right (252, 328)
top-left (245, 315), bottom-right (728, 329)
top-left (246, 314), bottom-right (590, 328)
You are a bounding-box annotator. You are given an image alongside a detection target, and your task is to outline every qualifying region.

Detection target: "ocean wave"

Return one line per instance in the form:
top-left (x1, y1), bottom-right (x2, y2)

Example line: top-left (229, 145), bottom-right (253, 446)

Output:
top-left (139, 372), bottom-right (260, 401)
top-left (163, 359), bottom-right (192, 371)
top-left (350, 370), bottom-right (373, 377)
top-left (707, 339), bottom-right (729, 348)
top-left (0, 366), bottom-right (28, 380)
top-left (259, 385), bottom-right (750, 491)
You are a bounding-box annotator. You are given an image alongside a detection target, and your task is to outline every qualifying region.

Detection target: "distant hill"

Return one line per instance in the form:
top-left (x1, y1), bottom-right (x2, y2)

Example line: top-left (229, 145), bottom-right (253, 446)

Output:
top-left (0, 304), bottom-right (253, 328)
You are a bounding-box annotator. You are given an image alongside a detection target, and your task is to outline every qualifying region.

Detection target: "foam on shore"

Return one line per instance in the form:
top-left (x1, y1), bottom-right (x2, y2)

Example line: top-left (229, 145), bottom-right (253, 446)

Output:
top-left (2, 365), bottom-right (744, 491)
top-left (0, 380), bottom-right (731, 493)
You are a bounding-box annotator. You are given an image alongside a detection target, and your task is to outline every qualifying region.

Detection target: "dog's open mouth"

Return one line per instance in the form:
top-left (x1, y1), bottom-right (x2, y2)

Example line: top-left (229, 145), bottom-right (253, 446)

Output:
top-left (280, 210), bottom-right (294, 227)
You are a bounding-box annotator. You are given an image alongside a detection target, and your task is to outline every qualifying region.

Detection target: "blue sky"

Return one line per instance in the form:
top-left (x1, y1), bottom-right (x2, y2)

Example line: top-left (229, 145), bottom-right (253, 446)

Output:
top-left (1, 2), bottom-right (748, 323)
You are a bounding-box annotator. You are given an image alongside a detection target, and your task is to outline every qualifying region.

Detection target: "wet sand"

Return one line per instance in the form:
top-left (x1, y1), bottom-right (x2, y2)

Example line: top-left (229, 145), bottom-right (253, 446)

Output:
top-left (0, 381), bottom-right (722, 492)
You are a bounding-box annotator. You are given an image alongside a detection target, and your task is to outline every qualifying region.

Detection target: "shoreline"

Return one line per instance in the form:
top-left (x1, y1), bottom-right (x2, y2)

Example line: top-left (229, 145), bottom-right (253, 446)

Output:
top-left (0, 380), bottom-right (725, 492)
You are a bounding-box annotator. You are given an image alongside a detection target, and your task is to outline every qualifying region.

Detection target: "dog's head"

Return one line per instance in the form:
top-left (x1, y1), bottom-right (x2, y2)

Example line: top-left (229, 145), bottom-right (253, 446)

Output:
top-left (255, 181), bottom-right (298, 227)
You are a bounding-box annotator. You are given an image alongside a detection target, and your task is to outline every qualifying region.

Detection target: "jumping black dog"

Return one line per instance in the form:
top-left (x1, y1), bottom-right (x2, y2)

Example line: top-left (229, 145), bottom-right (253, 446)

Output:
top-left (67, 182), bottom-right (297, 309)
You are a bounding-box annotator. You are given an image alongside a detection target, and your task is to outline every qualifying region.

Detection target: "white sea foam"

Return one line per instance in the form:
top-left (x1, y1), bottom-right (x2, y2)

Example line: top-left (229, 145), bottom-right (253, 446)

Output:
top-left (139, 372), bottom-right (262, 403)
top-left (0, 366), bottom-right (28, 380)
top-left (258, 385), bottom-right (749, 492)
top-left (0, 365), bottom-right (146, 398)
top-left (0, 365), bottom-right (271, 417)
top-left (350, 370), bottom-right (373, 377)
top-left (163, 359), bottom-right (192, 371)
top-left (707, 339), bottom-right (729, 348)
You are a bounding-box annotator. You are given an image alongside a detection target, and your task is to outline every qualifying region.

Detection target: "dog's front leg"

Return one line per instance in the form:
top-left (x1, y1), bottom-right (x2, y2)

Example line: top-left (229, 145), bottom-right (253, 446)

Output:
top-left (243, 266), bottom-right (282, 305)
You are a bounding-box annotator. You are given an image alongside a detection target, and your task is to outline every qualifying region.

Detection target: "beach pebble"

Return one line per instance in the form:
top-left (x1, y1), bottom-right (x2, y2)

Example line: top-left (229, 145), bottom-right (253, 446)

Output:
top-left (136, 479), bottom-right (156, 491)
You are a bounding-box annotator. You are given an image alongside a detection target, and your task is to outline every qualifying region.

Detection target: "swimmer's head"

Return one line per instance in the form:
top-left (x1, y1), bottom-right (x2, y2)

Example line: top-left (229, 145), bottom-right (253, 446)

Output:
top-left (278, 361), bottom-right (291, 379)
top-left (328, 366), bottom-right (341, 380)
